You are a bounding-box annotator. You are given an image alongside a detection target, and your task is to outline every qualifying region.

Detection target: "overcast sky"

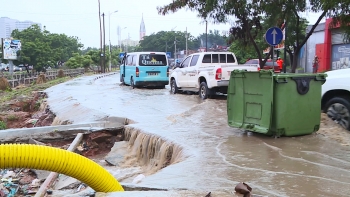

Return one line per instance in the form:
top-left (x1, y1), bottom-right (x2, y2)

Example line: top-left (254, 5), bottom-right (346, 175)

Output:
top-left (0, 0), bottom-right (325, 48)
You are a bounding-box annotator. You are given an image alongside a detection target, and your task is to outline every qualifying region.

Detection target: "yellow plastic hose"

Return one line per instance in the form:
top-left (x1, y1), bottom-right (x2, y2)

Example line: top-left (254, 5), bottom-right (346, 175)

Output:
top-left (0, 144), bottom-right (124, 192)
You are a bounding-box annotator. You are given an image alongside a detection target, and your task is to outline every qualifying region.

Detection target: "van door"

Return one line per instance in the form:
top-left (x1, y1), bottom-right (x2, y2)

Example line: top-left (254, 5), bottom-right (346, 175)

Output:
top-left (138, 53), bottom-right (167, 80)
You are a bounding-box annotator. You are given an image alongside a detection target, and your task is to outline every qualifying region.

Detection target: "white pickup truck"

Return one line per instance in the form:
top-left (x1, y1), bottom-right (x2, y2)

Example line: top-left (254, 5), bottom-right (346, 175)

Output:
top-left (321, 68), bottom-right (350, 131)
top-left (170, 52), bottom-right (260, 99)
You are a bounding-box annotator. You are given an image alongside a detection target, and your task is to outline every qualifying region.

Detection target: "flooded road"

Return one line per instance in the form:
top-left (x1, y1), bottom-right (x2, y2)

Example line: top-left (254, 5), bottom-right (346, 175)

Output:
top-left (45, 73), bottom-right (350, 197)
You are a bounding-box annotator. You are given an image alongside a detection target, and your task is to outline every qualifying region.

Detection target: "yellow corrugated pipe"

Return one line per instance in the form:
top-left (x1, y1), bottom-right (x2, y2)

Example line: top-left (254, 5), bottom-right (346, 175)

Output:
top-left (0, 144), bottom-right (124, 192)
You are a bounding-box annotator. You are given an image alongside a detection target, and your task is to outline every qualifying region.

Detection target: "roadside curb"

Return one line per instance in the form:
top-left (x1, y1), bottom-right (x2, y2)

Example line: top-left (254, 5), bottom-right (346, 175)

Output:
top-left (93, 72), bottom-right (117, 81)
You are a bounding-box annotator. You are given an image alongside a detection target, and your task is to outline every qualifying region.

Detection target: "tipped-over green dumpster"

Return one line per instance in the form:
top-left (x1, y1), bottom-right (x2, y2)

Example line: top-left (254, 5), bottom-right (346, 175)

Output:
top-left (227, 70), bottom-right (327, 137)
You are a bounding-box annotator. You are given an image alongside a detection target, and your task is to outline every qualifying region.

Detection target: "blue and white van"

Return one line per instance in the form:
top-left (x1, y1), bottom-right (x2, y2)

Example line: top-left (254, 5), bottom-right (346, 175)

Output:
top-left (120, 52), bottom-right (169, 88)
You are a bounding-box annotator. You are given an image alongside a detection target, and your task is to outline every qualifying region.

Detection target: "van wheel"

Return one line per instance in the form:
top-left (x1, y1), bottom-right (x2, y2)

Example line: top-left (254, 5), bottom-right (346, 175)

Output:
top-left (120, 75), bottom-right (125, 84)
top-left (130, 77), bottom-right (135, 89)
top-left (171, 79), bottom-right (178, 94)
top-left (325, 96), bottom-right (350, 131)
top-left (199, 82), bottom-right (210, 100)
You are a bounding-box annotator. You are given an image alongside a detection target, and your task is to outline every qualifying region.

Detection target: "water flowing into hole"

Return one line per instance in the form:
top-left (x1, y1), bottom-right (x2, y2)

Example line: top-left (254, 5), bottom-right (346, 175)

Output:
top-left (123, 126), bottom-right (184, 174)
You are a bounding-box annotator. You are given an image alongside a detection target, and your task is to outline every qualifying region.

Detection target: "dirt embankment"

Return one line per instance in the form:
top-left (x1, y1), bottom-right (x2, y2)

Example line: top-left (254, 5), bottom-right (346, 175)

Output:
top-left (0, 91), bottom-right (55, 129)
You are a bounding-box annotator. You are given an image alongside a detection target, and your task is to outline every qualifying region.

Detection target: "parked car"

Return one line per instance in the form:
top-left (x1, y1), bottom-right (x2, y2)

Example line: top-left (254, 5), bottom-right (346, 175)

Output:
top-left (321, 68), bottom-right (350, 131)
top-left (245, 59), bottom-right (279, 69)
top-left (170, 52), bottom-right (260, 99)
top-left (13, 66), bottom-right (22, 72)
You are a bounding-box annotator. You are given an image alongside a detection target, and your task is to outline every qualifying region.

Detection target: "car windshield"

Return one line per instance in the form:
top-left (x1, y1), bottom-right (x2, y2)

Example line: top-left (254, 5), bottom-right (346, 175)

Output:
top-left (139, 54), bottom-right (167, 66)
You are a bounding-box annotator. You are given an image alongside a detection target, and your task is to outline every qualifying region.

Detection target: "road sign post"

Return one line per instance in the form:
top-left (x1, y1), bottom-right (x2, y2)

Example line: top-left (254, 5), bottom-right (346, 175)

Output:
top-left (166, 52), bottom-right (171, 58)
top-left (265, 27), bottom-right (283, 70)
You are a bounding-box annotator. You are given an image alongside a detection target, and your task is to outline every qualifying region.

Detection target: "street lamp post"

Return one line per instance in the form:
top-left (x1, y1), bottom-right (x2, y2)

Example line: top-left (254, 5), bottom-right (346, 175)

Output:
top-left (171, 26), bottom-right (177, 59)
top-left (119, 27), bottom-right (127, 52)
top-left (108, 10), bottom-right (118, 72)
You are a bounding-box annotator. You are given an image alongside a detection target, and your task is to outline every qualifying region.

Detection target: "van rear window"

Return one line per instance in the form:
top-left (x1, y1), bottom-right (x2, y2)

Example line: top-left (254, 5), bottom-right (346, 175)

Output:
top-left (139, 54), bottom-right (167, 66)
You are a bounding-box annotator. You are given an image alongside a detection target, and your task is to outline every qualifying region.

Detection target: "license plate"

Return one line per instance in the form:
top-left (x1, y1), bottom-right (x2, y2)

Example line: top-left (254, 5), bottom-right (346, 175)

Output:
top-left (148, 73), bottom-right (159, 76)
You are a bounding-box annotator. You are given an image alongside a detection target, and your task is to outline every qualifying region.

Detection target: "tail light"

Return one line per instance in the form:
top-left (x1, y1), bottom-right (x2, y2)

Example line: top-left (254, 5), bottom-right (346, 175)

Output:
top-left (258, 67), bottom-right (261, 71)
top-left (215, 68), bottom-right (222, 80)
top-left (167, 67), bottom-right (169, 77)
top-left (136, 67), bottom-right (139, 77)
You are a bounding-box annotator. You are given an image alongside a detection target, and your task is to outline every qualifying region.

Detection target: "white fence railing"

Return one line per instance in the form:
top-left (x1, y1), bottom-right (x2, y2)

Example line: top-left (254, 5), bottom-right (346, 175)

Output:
top-left (1, 68), bottom-right (85, 88)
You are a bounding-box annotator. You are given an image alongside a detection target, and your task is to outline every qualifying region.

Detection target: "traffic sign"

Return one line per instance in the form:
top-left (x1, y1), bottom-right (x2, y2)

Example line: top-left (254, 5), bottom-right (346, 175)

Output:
top-left (166, 52), bottom-right (171, 58)
top-left (119, 53), bottom-right (125, 59)
top-left (265, 27), bottom-right (283, 46)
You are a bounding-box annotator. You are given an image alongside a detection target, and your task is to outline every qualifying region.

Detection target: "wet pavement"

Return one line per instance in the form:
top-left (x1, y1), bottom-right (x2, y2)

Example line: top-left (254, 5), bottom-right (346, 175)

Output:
top-left (45, 72), bottom-right (350, 197)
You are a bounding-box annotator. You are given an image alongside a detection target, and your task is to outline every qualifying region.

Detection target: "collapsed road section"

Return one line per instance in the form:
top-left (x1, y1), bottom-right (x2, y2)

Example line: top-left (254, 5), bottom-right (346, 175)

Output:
top-left (0, 117), bottom-right (184, 196)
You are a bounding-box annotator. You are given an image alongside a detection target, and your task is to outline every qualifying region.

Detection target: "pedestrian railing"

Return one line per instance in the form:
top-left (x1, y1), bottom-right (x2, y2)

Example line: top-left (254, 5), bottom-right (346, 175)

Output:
top-left (1, 68), bottom-right (85, 88)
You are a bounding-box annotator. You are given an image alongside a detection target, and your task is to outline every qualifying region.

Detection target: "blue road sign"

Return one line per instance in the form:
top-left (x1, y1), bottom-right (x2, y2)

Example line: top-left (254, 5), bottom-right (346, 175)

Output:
top-left (265, 27), bottom-right (283, 46)
top-left (166, 52), bottom-right (171, 58)
top-left (119, 53), bottom-right (125, 59)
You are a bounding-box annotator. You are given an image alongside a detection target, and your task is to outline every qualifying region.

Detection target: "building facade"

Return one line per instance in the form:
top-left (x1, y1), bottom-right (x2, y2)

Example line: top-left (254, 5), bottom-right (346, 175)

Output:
top-left (0, 17), bottom-right (41, 39)
top-left (139, 15), bottom-right (146, 41)
top-left (300, 18), bottom-right (350, 72)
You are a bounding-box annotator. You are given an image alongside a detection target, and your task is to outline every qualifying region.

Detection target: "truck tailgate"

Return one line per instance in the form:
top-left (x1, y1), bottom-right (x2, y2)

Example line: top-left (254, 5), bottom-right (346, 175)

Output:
top-left (221, 64), bottom-right (260, 80)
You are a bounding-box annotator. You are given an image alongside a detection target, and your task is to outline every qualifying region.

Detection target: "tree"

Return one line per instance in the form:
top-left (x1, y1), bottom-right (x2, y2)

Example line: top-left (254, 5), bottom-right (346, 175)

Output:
top-left (158, 0), bottom-right (349, 72)
top-left (11, 24), bottom-right (83, 71)
top-left (229, 40), bottom-right (256, 64)
top-left (157, 0), bottom-right (272, 68)
top-left (197, 30), bottom-right (227, 48)
top-left (139, 31), bottom-right (198, 56)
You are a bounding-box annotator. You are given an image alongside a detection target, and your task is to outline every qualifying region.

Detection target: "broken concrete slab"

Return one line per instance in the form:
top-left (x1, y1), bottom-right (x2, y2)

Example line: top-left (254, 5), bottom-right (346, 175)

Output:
top-left (104, 141), bottom-right (129, 166)
top-left (0, 118), bottom-right (125, 143)
top-left (54, 175), bottom-right (80, 190)
top-left (28, 138), bottom-right (46, 145)
top-left (32, 170), bottom-right (51, 181)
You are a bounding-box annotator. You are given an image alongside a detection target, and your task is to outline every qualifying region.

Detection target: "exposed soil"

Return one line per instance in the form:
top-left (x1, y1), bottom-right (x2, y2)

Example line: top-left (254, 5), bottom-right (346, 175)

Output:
top-left (0, 91), bottom-right (54, 129)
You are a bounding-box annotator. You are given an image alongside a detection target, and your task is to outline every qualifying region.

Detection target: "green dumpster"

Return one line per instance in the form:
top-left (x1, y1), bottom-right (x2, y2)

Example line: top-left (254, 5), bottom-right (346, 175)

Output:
top-left (227, 70), bottom-right (327, 137)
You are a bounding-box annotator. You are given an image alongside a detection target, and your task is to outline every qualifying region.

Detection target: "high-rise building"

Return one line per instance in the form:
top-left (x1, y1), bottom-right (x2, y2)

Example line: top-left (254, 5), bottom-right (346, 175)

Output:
top-left (139, 14), bottom-right (146, 41)
top-left (0, 17), bottom-right (42, 39)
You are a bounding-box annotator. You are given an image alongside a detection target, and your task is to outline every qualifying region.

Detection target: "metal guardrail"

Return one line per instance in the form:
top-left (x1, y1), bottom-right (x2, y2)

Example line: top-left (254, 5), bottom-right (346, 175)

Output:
top-left (0, 68), bottom-right (85, 88)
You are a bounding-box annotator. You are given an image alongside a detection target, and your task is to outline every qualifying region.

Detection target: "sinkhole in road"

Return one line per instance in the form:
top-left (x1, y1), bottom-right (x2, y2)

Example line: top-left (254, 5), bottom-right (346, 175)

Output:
top-left (1, 119), bottom-right (184, 194)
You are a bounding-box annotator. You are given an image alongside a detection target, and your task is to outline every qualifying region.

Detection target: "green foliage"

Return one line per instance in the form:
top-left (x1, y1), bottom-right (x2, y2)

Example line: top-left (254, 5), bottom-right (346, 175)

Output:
top-left (138, 30), bottom-right (227, 57)
top-left (0, 121), bottom-right (6, 130)
top-left (7, 115), bottom-right (18, 121)
top-left (139, 31), bottom-right (197, 54)
top-left (229, 41), bottom-right (256, 64)
top-left (10, 25), bottom-right (83, 72)
top-left (158, 0), bottom-right (349, 72)
top-left (64, 53), bottom-right (92, 69)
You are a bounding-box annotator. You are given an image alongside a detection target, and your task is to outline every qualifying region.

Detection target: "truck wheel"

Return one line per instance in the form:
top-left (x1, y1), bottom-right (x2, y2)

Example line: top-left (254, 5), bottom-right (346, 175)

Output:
top-left (171, 79), bottom-right (178, 94)
top-left (130, 77), bottom-right (135, 89)
top-left (325, 96), bottom-right (350, 131)
top-left (199, 82), bottom-right (211, 100)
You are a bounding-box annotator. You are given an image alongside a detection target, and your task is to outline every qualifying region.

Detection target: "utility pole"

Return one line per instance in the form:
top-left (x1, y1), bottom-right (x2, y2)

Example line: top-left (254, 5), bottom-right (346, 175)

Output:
top-left (185, 27), bottom-right (188, 56)
top-left (125, 33), bottom-right (130, 52)
top-left (283, 20), bottom-right (287, 73)
top-left (205, 20), bottom-right (208, 52)
top-left (174, 37), bottom-right (177, 60)
top-left (98, 0), bottom-right (103, 72)
top-left (102, 13), bottom-right (106, 73)
top-left (165, 41), bottom-right (167, 53)
top-left (108, 11), bottom-right (118, 72)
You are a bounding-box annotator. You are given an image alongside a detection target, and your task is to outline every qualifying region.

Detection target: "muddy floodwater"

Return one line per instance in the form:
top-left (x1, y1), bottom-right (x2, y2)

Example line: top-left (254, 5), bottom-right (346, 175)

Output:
top-left (43, 73), bottom-right (350, 197)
